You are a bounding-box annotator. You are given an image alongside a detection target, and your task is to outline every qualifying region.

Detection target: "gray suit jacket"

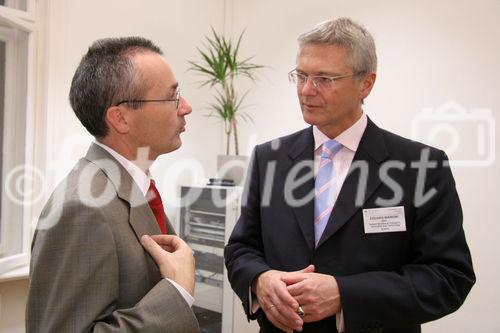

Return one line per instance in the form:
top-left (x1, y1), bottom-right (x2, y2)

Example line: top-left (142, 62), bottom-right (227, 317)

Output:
top-left (26, 143), bottom-right (199, 333)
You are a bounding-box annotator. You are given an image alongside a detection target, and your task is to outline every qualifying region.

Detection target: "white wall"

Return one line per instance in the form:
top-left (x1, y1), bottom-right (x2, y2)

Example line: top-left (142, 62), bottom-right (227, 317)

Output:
top-left (2, 0), bottom-right (497, 332)
top-left (0, 279), bottom-right (28, 333)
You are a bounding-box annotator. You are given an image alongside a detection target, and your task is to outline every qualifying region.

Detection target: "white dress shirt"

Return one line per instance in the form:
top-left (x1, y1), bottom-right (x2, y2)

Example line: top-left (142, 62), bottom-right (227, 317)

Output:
top-left (313, 112), bottom-right (368, 204)
top-left (94, 141), bottom-right (194, 307)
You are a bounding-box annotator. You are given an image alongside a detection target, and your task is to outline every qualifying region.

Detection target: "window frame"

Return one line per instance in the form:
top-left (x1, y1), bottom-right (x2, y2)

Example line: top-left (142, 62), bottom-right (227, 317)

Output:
top-left (0, 0), bottom-right (45, 276)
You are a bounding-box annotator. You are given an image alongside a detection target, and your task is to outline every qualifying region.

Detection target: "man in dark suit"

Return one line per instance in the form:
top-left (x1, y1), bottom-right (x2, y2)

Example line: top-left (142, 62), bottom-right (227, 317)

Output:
top-left (26, 37), bottom-right (199, 332)
top-left (224, 18), bottom-right (475, 333)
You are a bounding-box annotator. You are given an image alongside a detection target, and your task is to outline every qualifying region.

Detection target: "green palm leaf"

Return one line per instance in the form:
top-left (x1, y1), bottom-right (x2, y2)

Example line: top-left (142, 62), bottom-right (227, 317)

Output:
top-left (188, 26), bottom-right (264, 155)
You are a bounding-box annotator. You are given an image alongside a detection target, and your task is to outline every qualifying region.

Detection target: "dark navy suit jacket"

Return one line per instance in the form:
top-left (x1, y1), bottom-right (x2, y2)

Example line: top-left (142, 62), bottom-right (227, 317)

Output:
top-left (225, 118), bottom-right (475, 333)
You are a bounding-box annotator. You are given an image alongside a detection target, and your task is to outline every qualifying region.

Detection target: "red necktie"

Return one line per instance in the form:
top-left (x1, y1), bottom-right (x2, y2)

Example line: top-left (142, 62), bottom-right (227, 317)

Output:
top-left (146, 180), bottom-right (167, 234)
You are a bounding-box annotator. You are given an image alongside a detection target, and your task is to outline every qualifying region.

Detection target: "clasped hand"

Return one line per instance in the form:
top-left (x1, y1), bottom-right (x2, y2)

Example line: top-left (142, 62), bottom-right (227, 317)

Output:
top-left (254, 265), bottom-right (341, 332)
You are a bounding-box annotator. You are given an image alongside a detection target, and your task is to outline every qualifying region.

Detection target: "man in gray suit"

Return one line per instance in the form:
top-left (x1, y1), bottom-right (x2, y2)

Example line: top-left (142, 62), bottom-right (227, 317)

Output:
top-left (26, 37), bottom-right (199, 332)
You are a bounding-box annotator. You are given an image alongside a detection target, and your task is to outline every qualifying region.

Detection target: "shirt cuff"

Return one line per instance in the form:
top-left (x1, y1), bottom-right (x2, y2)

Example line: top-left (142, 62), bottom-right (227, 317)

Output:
top-left (336, 307), bottom-right (345, 332)
top-left (166, 278), bottom-right (194, 307)
top-left (249, 286), bottom-right (260, 314)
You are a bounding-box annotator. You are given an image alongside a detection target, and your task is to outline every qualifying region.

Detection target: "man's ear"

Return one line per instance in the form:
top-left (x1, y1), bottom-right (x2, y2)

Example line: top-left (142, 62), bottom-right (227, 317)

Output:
top-left (105, 106), bottom-right (129, 134)
top-left (359, 72), bottom-right (376, 100)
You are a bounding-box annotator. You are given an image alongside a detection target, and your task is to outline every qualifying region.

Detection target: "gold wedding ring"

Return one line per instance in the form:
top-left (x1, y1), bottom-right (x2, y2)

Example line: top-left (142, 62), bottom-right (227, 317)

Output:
top-left (296, 306), bottom-right (305, 317)
top-left (268, 304), bottom-right (275, 310)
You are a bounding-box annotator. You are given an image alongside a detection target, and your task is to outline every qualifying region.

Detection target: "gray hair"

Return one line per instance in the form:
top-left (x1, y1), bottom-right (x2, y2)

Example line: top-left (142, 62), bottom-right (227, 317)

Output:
top-left (298, 17), bottom-right (377, 75)
top-left (69, 37), bottom-right (163, 138)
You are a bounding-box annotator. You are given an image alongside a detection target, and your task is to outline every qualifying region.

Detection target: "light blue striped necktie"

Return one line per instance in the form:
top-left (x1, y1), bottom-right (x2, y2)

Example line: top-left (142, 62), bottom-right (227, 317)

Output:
top-left (314, 140), bottom-right (343, 247)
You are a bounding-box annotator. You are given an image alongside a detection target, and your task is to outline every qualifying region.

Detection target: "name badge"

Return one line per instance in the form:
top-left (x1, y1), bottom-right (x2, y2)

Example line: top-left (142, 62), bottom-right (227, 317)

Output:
top-left (362, 206), bottom-right (406, 234)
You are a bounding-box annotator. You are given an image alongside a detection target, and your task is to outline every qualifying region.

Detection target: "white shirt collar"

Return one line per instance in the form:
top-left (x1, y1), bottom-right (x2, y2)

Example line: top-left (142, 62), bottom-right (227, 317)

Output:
top-left (94, 141), bottom-right (151, 196)
top-left (313, 112), bottom-right (368, 152)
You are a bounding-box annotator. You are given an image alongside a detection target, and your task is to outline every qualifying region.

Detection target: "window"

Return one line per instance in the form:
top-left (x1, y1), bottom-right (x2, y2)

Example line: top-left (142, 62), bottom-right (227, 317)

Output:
top-left (0, 0), bottom-right (43, 275)
top-left (0, 0), bottom-right (28, 12)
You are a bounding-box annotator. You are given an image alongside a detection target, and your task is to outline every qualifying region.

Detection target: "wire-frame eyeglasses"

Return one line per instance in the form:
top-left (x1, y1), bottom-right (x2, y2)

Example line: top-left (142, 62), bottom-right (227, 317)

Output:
top-left (114, 89), bottom-right (181, 109)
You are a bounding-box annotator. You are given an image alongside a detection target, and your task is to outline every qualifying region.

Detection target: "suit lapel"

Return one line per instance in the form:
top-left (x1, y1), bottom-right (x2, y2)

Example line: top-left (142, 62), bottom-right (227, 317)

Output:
top-left (85, 143), bottom-right (162, 239)
top-left (317, 118), bottom-right (389, 248)
top-left (281, 128), bottom-right (316, 252)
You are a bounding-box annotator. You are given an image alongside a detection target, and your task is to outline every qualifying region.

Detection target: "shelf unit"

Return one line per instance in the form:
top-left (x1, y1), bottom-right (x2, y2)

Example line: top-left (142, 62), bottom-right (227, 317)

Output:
top-left (179, 185), bottom-right (242, 332)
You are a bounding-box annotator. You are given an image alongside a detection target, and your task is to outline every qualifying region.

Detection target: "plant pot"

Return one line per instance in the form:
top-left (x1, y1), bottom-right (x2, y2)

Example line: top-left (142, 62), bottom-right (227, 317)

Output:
top-left (216, 155), bottom-right (249, 186)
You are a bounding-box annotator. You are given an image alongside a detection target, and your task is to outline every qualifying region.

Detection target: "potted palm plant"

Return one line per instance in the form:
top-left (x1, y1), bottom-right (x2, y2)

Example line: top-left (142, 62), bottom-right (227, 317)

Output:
top-left (188, 27), bottom-right (263, 184)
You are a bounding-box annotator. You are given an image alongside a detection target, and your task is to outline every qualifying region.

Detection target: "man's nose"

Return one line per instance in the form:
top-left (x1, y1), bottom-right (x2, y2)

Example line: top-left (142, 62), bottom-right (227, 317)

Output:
top-left (178, 97), bottom-right (192, 115)
top-left (299, 78), bottom-right (317, 96)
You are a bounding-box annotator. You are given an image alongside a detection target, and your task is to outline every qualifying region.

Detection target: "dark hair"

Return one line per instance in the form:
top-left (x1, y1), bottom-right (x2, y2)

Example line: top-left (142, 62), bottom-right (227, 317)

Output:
top-left (69, 37), bottom-right (163, 138)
